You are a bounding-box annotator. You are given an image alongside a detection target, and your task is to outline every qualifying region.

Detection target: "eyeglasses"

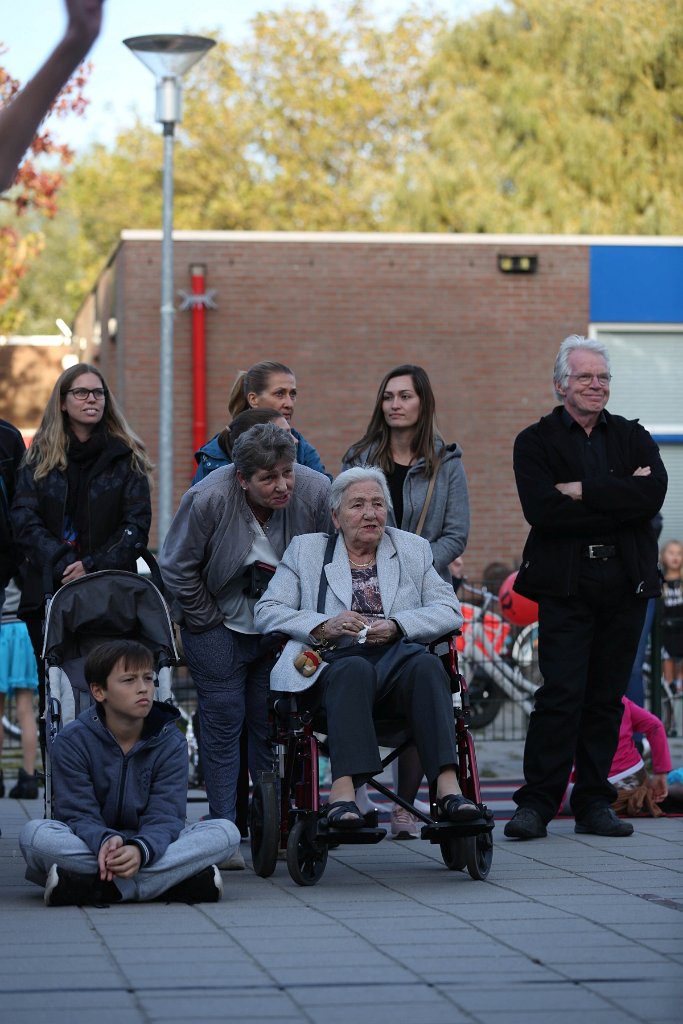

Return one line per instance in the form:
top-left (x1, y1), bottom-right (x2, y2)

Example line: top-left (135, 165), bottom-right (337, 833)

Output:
top-left (65, 387), bottom-right (107, 401)
top-left (566, 374), bottom-right (612, 386)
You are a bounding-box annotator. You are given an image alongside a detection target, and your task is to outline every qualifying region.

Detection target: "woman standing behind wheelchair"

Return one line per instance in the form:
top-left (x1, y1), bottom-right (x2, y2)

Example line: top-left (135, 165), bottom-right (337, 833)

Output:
top-left (159, 423), bottom-right (332, 831)
top-left (343, 365), bottom-right (470, 837)
top-left (11, 363), bottom-right (153, 679)
top-left (254, 466), bottom-right (479, 828)
top-left (200, 359), bottom-right (328, 478)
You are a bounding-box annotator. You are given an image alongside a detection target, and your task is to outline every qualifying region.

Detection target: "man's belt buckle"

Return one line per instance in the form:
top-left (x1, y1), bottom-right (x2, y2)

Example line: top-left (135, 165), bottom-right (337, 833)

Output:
top-left (586, 544), bottom-right (615, 559)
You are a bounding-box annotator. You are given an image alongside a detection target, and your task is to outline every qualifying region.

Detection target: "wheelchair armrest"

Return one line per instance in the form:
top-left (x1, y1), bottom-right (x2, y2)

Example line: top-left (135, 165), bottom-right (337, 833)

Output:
top-left (428, 633), bottom-right (460, 688)
top-left (428, 632), bottom-right (460, 655)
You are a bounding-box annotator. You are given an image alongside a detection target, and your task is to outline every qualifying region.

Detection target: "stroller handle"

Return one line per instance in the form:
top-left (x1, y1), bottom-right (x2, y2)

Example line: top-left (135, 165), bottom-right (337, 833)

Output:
top-left (135, 544), bottom-right (167, 596)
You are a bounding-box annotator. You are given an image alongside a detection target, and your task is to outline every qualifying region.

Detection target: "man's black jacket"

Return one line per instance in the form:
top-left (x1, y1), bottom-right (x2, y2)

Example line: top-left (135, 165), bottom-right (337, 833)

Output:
top-left (513, 406), bottom-right (667, 600)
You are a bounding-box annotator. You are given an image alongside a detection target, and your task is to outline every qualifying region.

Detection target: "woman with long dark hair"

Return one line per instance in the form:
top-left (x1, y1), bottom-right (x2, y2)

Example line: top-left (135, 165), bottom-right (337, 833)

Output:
top-left (343, 365), bottom-right (470, 838)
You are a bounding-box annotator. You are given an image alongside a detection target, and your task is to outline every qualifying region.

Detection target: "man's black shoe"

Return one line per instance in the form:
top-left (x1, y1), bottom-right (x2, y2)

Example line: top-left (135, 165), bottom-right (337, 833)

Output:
top-left (504, 807), bottom-right (547, 840)
top-left (574, 805), bottom-right (634, 836)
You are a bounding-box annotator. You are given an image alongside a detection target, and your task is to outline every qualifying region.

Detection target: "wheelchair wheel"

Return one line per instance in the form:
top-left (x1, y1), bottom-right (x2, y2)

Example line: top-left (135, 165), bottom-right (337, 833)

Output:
top-left (465, 831), bottom-right (493, 881)
top-left (287, 817), bottom-right (328, 886)
top-left (440, 837), bottom-right (467, 871)
top-left (250, 780), bottom-right (279, 878)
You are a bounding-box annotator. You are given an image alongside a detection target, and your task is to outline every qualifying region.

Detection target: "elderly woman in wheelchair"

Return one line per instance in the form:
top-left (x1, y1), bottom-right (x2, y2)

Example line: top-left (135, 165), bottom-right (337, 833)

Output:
top-left (253, 466), bottom-right (480, 830)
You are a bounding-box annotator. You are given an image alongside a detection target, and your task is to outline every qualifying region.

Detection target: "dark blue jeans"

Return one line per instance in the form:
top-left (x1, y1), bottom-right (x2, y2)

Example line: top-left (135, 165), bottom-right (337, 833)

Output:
top-left (181, 624), bottom-right (274, 822)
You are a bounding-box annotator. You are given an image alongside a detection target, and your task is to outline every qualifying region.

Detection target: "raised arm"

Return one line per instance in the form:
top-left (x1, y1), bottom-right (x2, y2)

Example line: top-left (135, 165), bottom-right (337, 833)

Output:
top-left (0, 0), bottom-right (104, 192)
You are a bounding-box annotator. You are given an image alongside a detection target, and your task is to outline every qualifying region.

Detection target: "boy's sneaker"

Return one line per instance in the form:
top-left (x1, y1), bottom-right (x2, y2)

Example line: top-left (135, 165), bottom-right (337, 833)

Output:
top-left (9, 768), bottom-right (39, 799)
top-left (218, 848), bottom-right (245, 871)
top-left (391, 806), bottom-right (419, 840)
top-left (44, 865), bottom-right (121, 907)
top-left (162, 865), bottom-right (223, 903)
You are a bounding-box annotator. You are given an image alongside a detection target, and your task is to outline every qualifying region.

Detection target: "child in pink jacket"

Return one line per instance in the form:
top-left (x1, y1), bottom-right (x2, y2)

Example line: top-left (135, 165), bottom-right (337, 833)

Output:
top-left (565, 697), bottom-right (672, 817)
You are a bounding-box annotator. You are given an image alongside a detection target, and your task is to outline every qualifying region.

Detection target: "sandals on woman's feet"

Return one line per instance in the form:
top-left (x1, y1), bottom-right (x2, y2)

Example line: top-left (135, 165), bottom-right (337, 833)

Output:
top-left (324, 800), bottom-right (364, 829)
top-left (436, 794), bottom-right (480, 822)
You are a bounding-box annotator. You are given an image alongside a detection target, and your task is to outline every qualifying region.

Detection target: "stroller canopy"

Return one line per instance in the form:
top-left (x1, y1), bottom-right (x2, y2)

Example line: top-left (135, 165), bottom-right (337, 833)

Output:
top-left (42, 570), bottom-right (178, 666)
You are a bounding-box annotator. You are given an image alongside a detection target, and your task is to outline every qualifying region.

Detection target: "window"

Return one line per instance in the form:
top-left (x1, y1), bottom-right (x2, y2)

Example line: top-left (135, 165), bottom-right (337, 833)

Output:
top-left (591, 325), bottom-right (683, 544)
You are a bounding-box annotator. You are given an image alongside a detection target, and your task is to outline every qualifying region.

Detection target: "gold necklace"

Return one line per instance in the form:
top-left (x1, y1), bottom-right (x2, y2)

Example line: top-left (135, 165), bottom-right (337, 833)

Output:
top-left (348, 555), bottom-right (376, 568)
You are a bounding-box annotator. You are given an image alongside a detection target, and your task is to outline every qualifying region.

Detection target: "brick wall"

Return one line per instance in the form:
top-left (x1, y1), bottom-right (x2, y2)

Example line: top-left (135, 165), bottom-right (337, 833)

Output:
top-left (75, 233), bottom-right (590, 579)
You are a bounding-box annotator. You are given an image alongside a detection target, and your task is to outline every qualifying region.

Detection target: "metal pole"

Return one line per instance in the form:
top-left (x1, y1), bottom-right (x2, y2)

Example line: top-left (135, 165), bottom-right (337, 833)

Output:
top-left (158, 122), bottom-right (175, 544)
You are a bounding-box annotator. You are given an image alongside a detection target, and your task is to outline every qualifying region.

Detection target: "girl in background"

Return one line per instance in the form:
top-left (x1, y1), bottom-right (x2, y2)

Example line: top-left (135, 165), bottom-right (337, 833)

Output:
top-left (0, 578), bottom-right (39, 799)
top-left (660, 540), bottom-right (683, 694)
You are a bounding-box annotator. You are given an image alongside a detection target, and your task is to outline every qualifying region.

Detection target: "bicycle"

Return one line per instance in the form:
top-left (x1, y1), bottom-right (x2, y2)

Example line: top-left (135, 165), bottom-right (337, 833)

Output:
top-left (456, 581), bottom-right (540, 730)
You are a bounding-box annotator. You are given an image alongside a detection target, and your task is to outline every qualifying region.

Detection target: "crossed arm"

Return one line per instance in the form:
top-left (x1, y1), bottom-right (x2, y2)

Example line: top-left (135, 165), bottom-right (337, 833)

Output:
top-left (0, 1), bottom-right (105, 192)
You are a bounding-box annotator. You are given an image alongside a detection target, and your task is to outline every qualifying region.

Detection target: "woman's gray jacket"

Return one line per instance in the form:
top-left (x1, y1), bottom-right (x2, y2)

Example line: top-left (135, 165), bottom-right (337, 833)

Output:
top-left (159, 464), bottom-right (332, 632)
top-left (253, 527), bottom-right (463, 692)
top-left (341, 440), bottom-right (469, 581)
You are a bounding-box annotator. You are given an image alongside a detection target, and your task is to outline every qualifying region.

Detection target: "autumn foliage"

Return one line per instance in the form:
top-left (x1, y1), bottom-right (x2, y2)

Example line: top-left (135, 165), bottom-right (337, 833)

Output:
top-left (0, 48), bottom-right (90, 320)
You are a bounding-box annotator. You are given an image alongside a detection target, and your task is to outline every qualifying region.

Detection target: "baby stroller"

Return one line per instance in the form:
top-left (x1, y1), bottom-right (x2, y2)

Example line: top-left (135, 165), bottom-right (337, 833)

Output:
top-left (250, 633), bottom-right (495, 886)
top-left (41, 555), bottom-right (179, 818)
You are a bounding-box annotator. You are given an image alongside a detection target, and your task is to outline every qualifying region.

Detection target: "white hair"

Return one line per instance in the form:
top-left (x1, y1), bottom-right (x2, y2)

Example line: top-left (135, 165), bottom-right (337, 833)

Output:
top-left (329, 466), bottom-right (392, 515)
top-left (553, 335), bottom-right (611, 399)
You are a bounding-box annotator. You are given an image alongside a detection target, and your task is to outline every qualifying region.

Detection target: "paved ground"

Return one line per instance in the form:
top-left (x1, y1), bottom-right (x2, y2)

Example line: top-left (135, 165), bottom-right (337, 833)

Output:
top-left (1, 739), bottom-right (682, 1024)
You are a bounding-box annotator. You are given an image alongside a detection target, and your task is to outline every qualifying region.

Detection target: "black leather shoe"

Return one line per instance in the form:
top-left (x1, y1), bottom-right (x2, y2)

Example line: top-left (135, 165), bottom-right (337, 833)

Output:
top-left (575, 805), bottom-right (634, 836)
top-left (504, 807), bottom-right (547, 840)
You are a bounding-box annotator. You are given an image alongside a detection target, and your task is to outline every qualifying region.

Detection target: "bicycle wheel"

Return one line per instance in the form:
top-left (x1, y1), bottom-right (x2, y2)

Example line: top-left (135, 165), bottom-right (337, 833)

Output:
top-left (286, 817), bottom-right (328, 886)
top-left (511, 623), bottom-right (542, 687)
top-left (250, 780), bottom-right (279, 878)
top-left (465, 831), bottom-right (493, 881)
top-left (465, 667), bottom-right (503, 729)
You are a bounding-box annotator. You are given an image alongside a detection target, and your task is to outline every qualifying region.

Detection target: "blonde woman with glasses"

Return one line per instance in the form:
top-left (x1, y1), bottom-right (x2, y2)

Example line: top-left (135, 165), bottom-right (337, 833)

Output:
top-left (11, 364), bottom-right (153, 696)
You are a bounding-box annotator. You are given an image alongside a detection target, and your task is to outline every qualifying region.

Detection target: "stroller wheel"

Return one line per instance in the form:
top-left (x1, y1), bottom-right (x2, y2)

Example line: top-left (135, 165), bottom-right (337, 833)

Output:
top-left (440, 836), bottom-right (467, 871)
top-left (250, 780), bottom-right (279, 878)
top-left (465, 831), bottom-right (493, 881)
top-left (287, 817), bottom-right (328, 886)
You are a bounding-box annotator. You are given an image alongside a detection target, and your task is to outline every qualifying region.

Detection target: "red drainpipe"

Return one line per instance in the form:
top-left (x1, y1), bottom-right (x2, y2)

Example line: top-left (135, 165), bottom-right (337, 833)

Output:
top-left (181, 264), bottom-right (217, 472)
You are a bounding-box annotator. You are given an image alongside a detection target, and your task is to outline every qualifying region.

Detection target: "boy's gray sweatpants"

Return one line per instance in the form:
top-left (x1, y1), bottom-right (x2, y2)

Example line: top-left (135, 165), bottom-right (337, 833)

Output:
top-left (20, 818), bottom-right (239, 901)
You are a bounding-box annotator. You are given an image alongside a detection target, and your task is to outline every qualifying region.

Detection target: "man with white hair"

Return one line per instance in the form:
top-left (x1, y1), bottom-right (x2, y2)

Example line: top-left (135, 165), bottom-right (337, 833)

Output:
top-left (506, 335), bottom-right (667, 840)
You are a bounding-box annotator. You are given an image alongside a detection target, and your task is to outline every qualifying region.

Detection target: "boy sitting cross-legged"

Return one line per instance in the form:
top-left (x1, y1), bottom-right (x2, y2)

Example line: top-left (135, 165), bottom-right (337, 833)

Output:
top-left (20, 639), bottom-right (239, 906)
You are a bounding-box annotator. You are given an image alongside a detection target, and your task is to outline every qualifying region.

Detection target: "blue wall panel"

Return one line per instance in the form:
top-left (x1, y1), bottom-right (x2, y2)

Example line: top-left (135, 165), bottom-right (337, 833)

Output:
top-left (590, 245), bottom-right (683, 323)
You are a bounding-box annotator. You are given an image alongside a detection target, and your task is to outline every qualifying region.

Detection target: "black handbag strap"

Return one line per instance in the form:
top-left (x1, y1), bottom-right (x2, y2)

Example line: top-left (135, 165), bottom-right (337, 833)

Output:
top-left (316, 533), bottom-right (337, 613)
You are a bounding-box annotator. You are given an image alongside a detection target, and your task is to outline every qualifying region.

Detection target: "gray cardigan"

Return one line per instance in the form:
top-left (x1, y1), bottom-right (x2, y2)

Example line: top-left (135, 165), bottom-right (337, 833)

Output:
top-left (253, 527), bottom-right (463, 692)
top-left (341, 440), bottom-right (469, 580)
top-left (159, 463), bottom-right (332, 632)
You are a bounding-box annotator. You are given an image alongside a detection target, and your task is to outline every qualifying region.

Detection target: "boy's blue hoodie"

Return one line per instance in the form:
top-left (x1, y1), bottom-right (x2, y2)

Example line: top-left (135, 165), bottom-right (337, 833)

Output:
top-left (51, 701), bottom-right (187, 867)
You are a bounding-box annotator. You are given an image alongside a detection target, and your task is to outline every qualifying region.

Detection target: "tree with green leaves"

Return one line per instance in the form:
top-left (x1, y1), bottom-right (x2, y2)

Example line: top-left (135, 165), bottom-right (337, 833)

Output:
top-left (391, 0), bottom-right (683, 233)
top-left (8, 0), bottom-right (683, 333)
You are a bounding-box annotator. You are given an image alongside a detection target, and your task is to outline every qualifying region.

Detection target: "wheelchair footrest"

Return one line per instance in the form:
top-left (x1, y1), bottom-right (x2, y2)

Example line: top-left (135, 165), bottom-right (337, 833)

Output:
top-left (421, 809), bottom-right (495, 844)
top-left (317, 824), bottom-right (387, 845)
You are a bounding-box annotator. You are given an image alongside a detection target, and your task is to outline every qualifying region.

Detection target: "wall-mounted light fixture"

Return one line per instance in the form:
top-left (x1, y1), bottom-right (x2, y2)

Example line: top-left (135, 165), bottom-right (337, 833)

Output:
top-left (497, 254), bottom-right (538, 274)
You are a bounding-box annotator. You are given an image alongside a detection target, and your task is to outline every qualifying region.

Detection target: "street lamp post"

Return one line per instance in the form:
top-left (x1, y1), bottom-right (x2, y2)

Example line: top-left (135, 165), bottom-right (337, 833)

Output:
top-left (123, 34), bottom-right (215, 544)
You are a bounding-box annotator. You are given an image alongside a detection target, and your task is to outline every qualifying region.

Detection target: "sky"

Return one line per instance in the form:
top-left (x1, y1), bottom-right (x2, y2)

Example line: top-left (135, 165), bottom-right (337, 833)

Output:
top-left (1, 1), bottom-right (492, 150)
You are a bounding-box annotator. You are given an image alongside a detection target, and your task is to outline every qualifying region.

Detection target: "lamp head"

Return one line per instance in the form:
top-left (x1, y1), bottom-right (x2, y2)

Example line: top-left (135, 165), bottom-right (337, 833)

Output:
top-left (124, 34), bottom-right (215, 125)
